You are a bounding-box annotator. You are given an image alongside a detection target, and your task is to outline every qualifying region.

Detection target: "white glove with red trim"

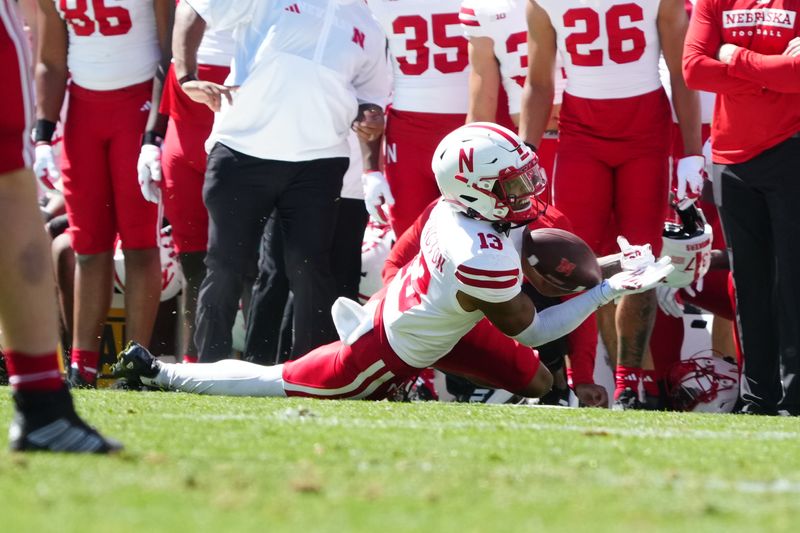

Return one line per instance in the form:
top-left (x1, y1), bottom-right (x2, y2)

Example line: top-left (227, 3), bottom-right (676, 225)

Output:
top-left (33, 143), bottom-right (60, 192)
top-left (675, 155), bottom-right (705, 209)
top-left (137, 144), bottom-right (162, 204)
top-left (362, 170), bottom-right (394, 224)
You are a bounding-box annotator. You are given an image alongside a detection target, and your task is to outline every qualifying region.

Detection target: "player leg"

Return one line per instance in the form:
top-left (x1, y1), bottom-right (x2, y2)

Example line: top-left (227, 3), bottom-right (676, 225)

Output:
top-left (435, 319), bottom-right (552, 398)
top-left (613, 154), bottom-right (670, 407)
top-left (161, 120), bottom-right (210, 362)
top-left (61, 86), bottom-right (117, 388)
top-left (115, 313), bottom-right (419, 399)
top-left (0, 3), bottom-right (118, 452)
top-left (111, 82), bottom-right (161, 347)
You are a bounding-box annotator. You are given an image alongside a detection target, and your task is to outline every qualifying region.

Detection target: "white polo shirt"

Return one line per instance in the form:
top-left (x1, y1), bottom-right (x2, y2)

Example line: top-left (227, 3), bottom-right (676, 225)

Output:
top-left (186, 0), bottom-right (391, 161)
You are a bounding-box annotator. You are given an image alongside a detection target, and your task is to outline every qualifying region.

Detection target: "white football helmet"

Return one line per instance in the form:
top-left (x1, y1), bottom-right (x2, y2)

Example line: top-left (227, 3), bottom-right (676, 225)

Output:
top-left (358, 219), bottom-right (396, 304)
top-left (432, 122), bottom-right (545, 224)
top-left (661, 205), bottom-right (713, 288)
top-left (667, 354), bottom-right (740, 413)
top-left (114, 226), bottom-right (184, 302)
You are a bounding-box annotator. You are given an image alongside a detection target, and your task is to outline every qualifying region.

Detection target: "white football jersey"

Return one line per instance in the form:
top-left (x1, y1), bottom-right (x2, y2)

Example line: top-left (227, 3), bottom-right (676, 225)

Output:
top-left (382, 201), bottom-right (522, 368)
top-left (536, 0), bottom-right (662, 100)
top-left (55, 0), bottom-right (160, 91)
top-left (197, 27), bottom-right (234, 67)
top-left (459, 0), bottom-right (567, 114)
top-left (368, 0), bottom-right (470, 114)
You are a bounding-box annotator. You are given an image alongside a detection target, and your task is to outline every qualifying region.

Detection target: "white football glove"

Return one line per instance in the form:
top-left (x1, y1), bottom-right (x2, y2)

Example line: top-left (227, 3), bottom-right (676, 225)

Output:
top-left (702, 138), bottom-right (713, 183)
top-left (33, 143), bottom-right (60, 192)
top-left (617, 236), bottom-right (655, 272)
top-left (362, 171), bottom-right (394, 225)
top-left (656, 285), bottom-right (684, 317)
top-left (137, 144), bottom-right (162, 203)
top-left (675, 155), bottom-right (705, 210)
top-left (602, 256), bottom-right (674, 302)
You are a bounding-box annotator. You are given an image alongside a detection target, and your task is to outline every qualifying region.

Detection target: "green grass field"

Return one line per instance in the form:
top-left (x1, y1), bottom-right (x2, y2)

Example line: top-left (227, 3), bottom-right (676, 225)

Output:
top-left (2, 388), bottom-right (800, 532)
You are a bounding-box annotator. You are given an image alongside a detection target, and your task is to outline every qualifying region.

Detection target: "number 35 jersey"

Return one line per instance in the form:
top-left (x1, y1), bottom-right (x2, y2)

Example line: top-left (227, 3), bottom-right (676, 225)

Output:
top-left (55, 0), bottom-right (160, 90)
top-left (536, 0), bottom-right (662, 99)
top-left (382, 201), bottom-right (522, 369)
top-left (368, 0), bottom-right (470, 113)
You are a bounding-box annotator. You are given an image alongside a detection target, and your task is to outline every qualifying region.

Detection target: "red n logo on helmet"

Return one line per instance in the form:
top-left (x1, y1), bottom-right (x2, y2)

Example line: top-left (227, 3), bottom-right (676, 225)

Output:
top-left (458, 148), bottom-right (474, 174)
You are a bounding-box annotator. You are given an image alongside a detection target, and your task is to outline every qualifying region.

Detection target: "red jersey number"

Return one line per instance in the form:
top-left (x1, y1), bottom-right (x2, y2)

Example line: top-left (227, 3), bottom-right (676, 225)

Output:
top-left (393, 13), bottom-right (468, 76)
top-left (59, 0), bottom-right (133, 37)
top-left (397, 255), bottom-right (432, 313)
top-left (505, 31), bottom-right (528, 87)
top-left (563, 3), bottom-right (645, 67)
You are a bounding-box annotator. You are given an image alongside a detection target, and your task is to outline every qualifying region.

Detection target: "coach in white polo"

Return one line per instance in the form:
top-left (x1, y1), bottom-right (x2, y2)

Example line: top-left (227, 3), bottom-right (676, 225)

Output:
top-left (174, 0), bottom-right (390, 361)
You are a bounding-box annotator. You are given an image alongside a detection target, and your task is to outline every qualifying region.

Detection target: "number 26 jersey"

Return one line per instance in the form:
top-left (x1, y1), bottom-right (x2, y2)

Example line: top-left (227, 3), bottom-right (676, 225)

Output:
top-left (382, 201), bottom-right (522, 369)
top-left (536, 0), bottom-right (662, 99)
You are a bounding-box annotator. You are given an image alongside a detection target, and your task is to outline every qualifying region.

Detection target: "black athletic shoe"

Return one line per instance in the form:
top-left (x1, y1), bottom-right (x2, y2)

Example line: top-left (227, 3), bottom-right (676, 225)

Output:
top-left (111, 342), bottom-right (160, 387)
top-left (9, 387), bottom-right (123, 453)
top-left (612, 387), bottom-right (642, 411)
top-left (67, 367), bottom-right (97, 389)
top-left (539, 385), bottom-right (570, 407)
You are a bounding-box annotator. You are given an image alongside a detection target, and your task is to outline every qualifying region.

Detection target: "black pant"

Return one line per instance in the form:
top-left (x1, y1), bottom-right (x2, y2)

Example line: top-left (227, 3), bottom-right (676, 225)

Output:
top-left (195, 143), bottom-right (347, 362)
top-left (245, 198), bottom-right (368, 363)
top-left (714, 135), bottom-right (800, 414)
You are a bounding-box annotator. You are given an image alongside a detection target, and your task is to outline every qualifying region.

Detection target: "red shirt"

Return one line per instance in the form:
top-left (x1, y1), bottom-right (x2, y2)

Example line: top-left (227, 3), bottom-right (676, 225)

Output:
top-left (683, 0), bottom-right (800, 164)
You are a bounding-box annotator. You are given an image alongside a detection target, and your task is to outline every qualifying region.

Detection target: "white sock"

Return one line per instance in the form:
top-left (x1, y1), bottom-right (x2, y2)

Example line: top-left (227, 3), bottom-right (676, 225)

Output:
top-left (146, 359), bottom-right (287, 397)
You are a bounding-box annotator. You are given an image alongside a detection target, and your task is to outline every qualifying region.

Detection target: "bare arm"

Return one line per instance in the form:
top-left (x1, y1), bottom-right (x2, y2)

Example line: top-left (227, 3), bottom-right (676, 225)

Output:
top-left (354, 103), bottom-right (384, 171)
top-left (34, 0), bottom-right (67, 124)
top-left (172, 0), bottom-right (205, 82)
top-left (144, 0), bottom-right (175, 138)
top-left (519, 0), bottom-right (556, 149)
top-left (466, 36), bottom-right (501, 124)
top-left (659, 0), bottom-right (702, 156)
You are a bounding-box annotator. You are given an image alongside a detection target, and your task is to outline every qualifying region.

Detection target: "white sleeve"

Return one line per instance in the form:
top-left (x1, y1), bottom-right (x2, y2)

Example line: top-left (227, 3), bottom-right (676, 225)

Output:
top-left (353, 33), bottom-right (392, 107)
top-left (454, 253), bottom-right (522, 303)
top-left (459, 0), bottom-right (488, 38)
top-left (185, 0), bottom-right (258, 31)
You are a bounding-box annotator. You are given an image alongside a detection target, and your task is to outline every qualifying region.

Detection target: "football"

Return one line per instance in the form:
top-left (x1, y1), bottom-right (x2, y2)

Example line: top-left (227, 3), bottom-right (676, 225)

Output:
top-left (522, 228), bottom-right (602, 296)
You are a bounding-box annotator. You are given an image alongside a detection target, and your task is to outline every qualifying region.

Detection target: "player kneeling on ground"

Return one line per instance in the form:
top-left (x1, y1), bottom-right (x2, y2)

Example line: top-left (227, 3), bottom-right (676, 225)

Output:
top-left (113, 123), bottom-right (673, 400)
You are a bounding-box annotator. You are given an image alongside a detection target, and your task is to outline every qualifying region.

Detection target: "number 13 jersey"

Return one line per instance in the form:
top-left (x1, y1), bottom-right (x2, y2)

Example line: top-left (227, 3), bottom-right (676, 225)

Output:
top-left (536, 0), bottom-right (662, 99)
top-left (382, 201), bottom-right (522, 368)
top-left (55, 0), bottom-right (160, 90)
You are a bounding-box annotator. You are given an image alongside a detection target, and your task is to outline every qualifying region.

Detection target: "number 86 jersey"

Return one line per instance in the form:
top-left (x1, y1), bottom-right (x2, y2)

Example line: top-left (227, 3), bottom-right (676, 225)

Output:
top-left (536, 0), bottom-right (662, 99)
top-left (55, 0), bottom-right (160, 91)
top-left (382, 201), bottom-right (522, 369)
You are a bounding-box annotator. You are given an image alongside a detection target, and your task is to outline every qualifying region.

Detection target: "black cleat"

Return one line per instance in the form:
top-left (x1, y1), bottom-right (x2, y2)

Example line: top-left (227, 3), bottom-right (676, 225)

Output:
top-left (9, 387), bottom-right (123, 453)
top-left (539, 385), bottom-right (570, 407)
top-left (67, 367), bottom-right (97, 389)
top-left (612, 387), bottom-right (642, 411)
top-left (111, 342), bottom-right (161, 387)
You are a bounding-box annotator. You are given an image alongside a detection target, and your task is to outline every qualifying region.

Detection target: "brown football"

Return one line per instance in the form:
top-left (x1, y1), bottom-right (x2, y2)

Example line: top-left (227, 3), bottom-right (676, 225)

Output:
top-left (522, 228), bottom-right (602, 296)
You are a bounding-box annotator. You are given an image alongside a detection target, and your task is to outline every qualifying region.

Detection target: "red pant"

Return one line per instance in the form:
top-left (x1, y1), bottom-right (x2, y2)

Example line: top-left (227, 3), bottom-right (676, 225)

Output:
top-left (384, 108), bottom-right (467, 236)
top-left (160, 64), bottom-right (229, 253)
top-left (282, 305), bottom-right (541, 400)
top-left (62, 81), bottom-right (158, 254)
top-left (0, 1), bottom-right (32, 174)
top-left (554, 89), bottom-right (672, 255)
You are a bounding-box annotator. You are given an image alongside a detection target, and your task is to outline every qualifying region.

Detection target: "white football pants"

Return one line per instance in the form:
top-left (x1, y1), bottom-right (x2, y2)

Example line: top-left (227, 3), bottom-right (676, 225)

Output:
top-left (144, 359), bottom-right (287, 397)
